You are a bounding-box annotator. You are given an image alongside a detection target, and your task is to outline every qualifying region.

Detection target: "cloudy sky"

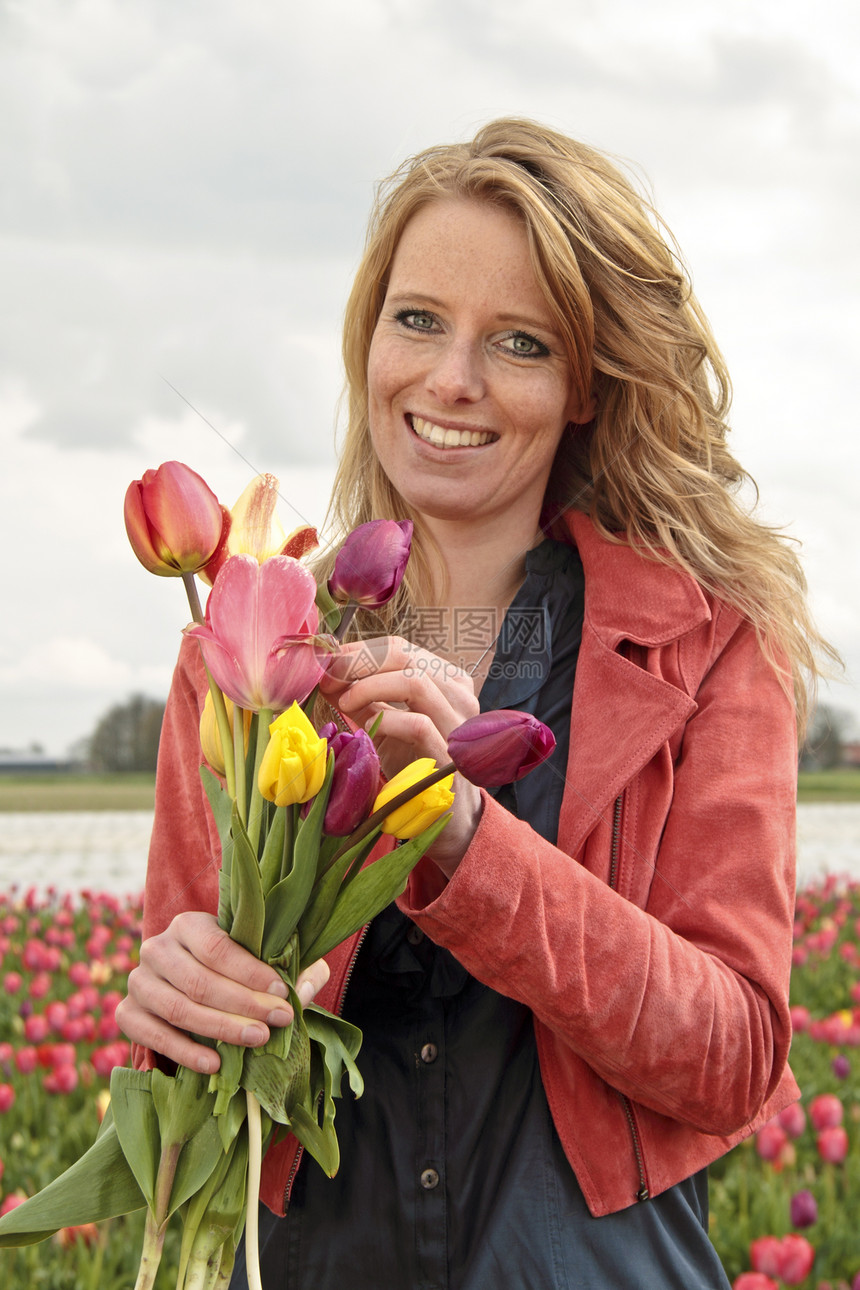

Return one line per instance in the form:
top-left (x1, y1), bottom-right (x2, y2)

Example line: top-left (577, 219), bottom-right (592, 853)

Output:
top-left (2, 0), bottom-right (858, 757)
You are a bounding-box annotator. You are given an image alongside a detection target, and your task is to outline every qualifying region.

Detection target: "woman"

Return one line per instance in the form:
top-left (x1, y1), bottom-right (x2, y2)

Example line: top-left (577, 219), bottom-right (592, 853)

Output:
top-left (119, 119), bottom-right (831, 1288)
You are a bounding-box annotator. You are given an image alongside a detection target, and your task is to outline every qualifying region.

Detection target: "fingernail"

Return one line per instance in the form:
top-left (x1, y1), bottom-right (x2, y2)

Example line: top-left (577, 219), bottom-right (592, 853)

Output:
top-left (241, 1024), bottom-right (267, 1046)
top-left (267, 1007), bottom-right (293, 1028)
top-left (297, 980), bottom-right (315, 1007)
top-left (197, 1053), bottom-right (218, 1074)
top-left (267, 979), bottom-right (289, 1000)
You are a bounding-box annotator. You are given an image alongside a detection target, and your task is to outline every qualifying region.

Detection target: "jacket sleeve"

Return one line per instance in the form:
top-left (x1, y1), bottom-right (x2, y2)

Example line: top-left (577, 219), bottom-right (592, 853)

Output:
top-left (132, 636), bottom-right (221, 1071)
top-left (398, 612), bottom-right (797, 1136)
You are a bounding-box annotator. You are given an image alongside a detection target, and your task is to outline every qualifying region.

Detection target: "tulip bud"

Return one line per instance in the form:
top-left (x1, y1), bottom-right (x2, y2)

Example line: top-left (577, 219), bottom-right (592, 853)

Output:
top-left (258, 703), bottom-right (328, 807)
top-left (446, 709), bottom-right (556, 788)
top-left (816, 1126), bottom-right (849, 1163)
top-left (124, 461), bottom-right (224, 576)
top-left (199, 692), bottom-right (252, 777)
top-left (328, 520), bottom-right (413, 610)
top-left (809, 1093), bottom-right (843, 1131)
top-left (323, 730), bottom-right (381, 836)
top-left (372, 758), bottom-right (454, 839)
top-left (789, 1188), bottom-right (817, 1228)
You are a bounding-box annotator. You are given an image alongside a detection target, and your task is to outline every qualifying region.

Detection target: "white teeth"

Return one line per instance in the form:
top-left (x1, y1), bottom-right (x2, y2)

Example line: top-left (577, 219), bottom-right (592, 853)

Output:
top-left (411, 416), bottom-right (494, 448)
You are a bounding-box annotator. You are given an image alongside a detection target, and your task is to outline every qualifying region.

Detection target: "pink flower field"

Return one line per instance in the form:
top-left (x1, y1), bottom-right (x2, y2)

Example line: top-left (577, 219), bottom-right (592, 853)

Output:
top-left (2, 873), bottom-right (860, 1288)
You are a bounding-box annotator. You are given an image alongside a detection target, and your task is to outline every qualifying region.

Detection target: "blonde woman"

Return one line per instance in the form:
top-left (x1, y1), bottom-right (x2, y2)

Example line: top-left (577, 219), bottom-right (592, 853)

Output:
top-left (121, 120), bottom-right (831, 1288)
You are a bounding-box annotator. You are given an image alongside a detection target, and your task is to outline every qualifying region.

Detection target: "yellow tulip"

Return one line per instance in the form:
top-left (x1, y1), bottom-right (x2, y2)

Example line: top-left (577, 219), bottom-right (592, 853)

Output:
top-left (258, 702), bottom-right (328, 807)
top-left (373, 758), bottom-right (455, 839)
top-left (199, 692), bottom-right (251, 776)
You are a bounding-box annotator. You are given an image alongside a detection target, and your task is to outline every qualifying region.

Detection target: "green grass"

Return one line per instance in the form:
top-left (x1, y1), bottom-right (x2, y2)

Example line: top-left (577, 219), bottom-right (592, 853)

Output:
top-left (0, 774), bottom-right (156, 812)
top-left (797, 769), bottom-right (860, 803)
top-left (0, 768), bottom-right (856, 812)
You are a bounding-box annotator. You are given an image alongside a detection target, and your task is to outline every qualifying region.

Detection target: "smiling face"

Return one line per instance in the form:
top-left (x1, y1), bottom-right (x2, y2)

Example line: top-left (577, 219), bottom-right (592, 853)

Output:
top-left (366, 198), bottom-right (592, 541)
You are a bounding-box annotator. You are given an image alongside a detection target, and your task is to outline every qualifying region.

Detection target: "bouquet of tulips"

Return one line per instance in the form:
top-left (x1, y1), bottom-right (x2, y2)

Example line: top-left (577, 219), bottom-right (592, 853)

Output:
top-left (0, 462), bottom-right (555, 1289)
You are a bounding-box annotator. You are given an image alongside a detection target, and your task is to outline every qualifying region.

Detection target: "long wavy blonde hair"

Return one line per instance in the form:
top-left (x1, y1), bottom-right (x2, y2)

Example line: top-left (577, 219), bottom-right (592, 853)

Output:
top-left (321, 117), bottom-right (835, 729)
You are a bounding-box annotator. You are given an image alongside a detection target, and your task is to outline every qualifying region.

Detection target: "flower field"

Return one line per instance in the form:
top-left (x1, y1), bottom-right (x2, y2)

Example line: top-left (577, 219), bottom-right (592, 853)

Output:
top-left (2, 874), bottom-right (860, 1289)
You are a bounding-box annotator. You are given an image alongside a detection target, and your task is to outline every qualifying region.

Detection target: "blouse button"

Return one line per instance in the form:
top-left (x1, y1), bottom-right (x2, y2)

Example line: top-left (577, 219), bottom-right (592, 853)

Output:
top-left (420, 1042), bottom-right (438, 1064)
top-left (420, 1168), bottom-right (440, 1190)
top-left (406, 924), bottom-right (424, 945)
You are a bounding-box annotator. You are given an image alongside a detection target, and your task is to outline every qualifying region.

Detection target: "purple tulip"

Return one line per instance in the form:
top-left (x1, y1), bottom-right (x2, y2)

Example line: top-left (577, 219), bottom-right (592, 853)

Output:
top-left (185, 554), bottom-right (326, 712)
top-left (832, 1054), bottom-right (851, 1080)
top-left (323, 729), bottom-right (381, 836)
top-left (329, 520), bottom-right (413, 610)
top-left (446, 709), bottom-right (556, 788)
top-left (789, 1188), bottom-right (818, 1229)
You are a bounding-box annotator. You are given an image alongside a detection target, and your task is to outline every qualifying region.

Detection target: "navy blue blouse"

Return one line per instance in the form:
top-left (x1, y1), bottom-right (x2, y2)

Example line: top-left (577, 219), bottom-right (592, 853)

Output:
top-left (233, 541), bottom-right (730, 1289)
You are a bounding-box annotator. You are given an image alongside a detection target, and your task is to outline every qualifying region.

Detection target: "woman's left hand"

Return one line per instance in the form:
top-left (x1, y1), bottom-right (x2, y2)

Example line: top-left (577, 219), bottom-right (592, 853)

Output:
top-left (320, 636), bottom-right (483, 876)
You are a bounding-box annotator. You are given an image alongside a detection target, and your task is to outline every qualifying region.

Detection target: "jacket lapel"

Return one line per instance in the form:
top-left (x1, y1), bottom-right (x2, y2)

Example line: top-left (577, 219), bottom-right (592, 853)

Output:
top-left (556, 513), bottom-right (708, 857)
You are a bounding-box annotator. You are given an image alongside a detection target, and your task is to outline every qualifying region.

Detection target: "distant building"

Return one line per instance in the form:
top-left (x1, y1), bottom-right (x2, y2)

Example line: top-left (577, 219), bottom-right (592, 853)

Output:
top-left (0, 748), bottom-right (77, 775)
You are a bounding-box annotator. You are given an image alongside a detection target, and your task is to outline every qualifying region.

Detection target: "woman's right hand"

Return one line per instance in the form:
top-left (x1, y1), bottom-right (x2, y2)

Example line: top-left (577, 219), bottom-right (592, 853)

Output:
top-left (116, 911), bottom-right (331, 1074)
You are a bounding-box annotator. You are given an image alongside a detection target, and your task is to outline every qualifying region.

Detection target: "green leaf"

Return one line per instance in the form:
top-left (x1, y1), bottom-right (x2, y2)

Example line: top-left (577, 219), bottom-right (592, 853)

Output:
top-left (304, 1007), bottom-right (365, 1100)
top-left (241, 990), bottom-right (310, 1125)
top-left (200, 765), bottom-right (236, 930)
top-left (258, 803), bottom-right (286, 896)
top-left (297, 830), bottom-right (380, 960)
top-left (259, 756), bottom-right (334, 961)
top-left (109, 1066), bottom-right (161, 1210)
top-left (0, 1122), bottom-right (144, 1247)
top-left (287, 1101), bottom-right (340, 1178)
top-left (210, 1039), bottom-right (245, 1119)
top-left (300, 816), bottom-right (449, 966)
top-left (229, 803), bottom-right (265, 956)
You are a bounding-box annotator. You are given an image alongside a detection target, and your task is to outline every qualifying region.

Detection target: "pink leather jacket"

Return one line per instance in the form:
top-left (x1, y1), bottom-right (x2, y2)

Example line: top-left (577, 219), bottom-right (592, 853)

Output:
top-left (135, 510), bottom-right (800, 1217)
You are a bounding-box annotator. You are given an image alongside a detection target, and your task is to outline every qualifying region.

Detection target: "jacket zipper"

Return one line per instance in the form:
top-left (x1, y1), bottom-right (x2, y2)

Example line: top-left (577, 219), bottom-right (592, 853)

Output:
top-left (609, 790), bottom-right (650, 1202)
top-left (282, 923), bottom-right (371, 1211)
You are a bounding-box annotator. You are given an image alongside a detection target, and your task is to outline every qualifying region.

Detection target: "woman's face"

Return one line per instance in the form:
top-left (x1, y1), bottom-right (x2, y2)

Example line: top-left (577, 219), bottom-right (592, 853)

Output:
top-left (366, 198), bottom-right (592, 537)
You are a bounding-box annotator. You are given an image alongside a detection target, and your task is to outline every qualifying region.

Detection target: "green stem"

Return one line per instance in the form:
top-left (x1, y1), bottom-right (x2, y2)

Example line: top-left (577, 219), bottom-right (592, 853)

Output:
top-left (182, 572), bottom-right (205, 625)
top-left (132, 1207), bottom-right (167, 1290)
top-left (247, 707), bottom-right (273, 854)
top-left (206, 668), bottom-right (236, 800)
top-left (280, 804), bottom-right (296, 883)
top-left (244, 1091), bottom-right (264, 1290)
top-left (333, 600), bottom-right (358, 642)
top-left (233, 705), bottom-right (247, 825)
top-left (330, 760), bottom-right (456, 863)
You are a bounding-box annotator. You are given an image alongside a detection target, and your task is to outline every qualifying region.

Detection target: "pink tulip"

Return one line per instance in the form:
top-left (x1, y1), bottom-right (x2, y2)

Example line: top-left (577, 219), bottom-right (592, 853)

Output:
top-left (790, 1005), bottom-right (811, 1033)
top-left (0, 1084), bottom-right (15, 1113)
top-left (14, 1046), bottom-right (37, 1075)
top-left (329, 519), bottom-right (413, 610)
top-left (0, 1193), bottom-right (27, 1216)
top-left (817, 1126), bottom-right (848, 1163)
top-left (43, 1064), bottom-right (78, 1094)
top-left (124, 460), bottom-right (224, 576)
top-left (733, 1274), bottom-right (778, 1290)
top-left (809, 1093), bottom-right (844, 1130)
top-left (751, 1236), bottom-right (783, 1278)
top-left (446, 709), bottom-right (556, 788)
top-left (778, 1234), bottom-right (815, 1285)
top-left (185, 554), bottom-right (327, 712)
top-left (755, 1120), bottom-right (788, 1162)
top-left (778, 1102), bottom-right (807, 1139)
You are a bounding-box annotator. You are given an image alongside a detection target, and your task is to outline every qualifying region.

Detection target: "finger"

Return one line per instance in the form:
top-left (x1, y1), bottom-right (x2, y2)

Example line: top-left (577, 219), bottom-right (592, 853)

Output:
top-left (171, 912), bottom-right (289, 998)
top-left (138, 937), bottom-right (294, 1028)
top-left (115, 994), bottom-right (224, 1075)
top-left (295, 957), bottom-right (331, 1008)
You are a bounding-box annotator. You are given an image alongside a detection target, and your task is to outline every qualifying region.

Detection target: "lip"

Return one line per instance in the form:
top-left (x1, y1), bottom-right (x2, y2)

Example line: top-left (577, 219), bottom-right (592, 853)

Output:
top-left (406, 413), bottom-right (499, 449)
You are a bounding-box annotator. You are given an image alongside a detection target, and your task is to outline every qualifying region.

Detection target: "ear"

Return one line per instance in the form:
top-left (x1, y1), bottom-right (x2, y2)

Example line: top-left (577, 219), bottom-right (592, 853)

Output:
top-left (565, 389), bottom-right (597, 426)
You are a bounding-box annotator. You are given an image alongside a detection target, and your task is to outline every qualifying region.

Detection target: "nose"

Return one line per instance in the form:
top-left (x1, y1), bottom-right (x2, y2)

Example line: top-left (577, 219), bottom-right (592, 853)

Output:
top-left (425, 338), bottom-right (485, 405)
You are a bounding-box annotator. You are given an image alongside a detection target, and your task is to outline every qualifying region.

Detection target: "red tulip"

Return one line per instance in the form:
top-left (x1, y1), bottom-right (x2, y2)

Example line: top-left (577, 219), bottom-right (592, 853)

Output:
top-left (185, 554), bottom-right (327, 712)
top-left (817, 1126), bottom-right (848, 1163)
top-left (733, 1274), bottom-right (778, 1290)
top-left (124, 460), bottom-right (224, 576)
top-left (809, 1093), bottom-right (843, 1130)
top-left (322, 728), bottom-right (381, 836)
top-left (329, 520), bottom-right (413, 610)
top-left (778, 1234), bottom-right (815, 1285)
top-left (446, 709), bottom-right (556, 788)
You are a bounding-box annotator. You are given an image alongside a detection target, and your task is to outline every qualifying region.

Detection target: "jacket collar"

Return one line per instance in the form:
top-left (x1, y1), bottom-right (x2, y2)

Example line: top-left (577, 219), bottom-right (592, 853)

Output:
top-left (562, 511), bottom-right (712, 648)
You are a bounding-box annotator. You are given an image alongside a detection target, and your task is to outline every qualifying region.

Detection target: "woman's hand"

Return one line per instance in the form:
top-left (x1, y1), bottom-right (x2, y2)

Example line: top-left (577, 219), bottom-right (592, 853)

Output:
top-left (116, 911), bottom-right (330, 1074)
top-left (320, 636), bottom-right (484, 876)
